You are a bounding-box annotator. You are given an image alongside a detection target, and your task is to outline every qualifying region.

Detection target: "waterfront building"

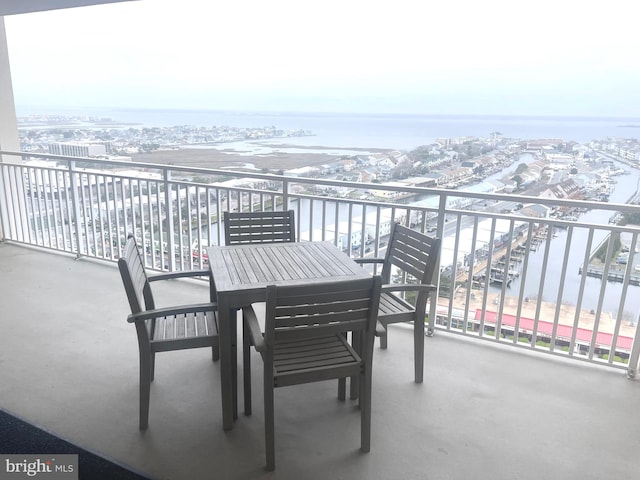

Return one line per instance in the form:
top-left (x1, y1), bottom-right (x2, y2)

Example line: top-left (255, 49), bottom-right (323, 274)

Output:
top-left (48, 141), bottom-right (109, 157)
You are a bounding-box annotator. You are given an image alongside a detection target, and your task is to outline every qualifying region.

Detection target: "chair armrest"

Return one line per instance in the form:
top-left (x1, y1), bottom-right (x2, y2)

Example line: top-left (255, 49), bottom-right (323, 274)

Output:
top-left (381, 283), bottom-right (437, 294)
top-left (127, 302), bottom-right (217, 323)
top-left (353, 257), bottom-right (384, 266)
top-left (148, 269), bottom-right (211, 282)
top-left (242, 306), bottom-right (266, 353)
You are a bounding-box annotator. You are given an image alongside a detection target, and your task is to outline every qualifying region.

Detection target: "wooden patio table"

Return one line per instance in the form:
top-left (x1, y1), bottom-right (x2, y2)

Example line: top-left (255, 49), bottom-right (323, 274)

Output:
top-left (207, 241), bottom-right (371, 431)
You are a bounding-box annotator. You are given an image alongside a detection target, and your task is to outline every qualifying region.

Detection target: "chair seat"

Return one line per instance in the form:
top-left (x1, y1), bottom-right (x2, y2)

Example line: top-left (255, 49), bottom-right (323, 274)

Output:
top-left (272, 335), bottom-right (362, 388)
top-left (377, 292), bottom-right (415, 321)
top-left (151, 311), bottom-right (218, 352)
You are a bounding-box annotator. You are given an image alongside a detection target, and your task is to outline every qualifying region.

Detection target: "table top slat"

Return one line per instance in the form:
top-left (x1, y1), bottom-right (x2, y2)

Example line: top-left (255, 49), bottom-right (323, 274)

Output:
top-left (209, 242), bottom-right (369, 303)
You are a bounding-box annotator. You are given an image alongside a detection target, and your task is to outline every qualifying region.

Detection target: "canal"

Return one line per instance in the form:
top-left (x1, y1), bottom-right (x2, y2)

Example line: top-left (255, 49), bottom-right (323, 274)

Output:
top-left (493, 162), bottom-right (640, 324)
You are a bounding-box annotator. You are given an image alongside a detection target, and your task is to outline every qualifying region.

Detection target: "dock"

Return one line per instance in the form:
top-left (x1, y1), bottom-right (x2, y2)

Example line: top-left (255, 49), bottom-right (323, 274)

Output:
top-left (579, 264), bottom-right (640, 285)
top-left (459, 226), bottom-right (549, 286)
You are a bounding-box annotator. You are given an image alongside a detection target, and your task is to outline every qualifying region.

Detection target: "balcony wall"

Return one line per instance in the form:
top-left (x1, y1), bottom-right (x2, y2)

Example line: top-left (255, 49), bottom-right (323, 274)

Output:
top-left (1, 149), bottom-right (640, 380)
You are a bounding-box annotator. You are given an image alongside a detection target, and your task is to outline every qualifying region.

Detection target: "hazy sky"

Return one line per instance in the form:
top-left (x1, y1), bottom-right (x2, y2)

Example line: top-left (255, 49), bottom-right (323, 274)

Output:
top-left (4, 0), bottom-right (640, 116)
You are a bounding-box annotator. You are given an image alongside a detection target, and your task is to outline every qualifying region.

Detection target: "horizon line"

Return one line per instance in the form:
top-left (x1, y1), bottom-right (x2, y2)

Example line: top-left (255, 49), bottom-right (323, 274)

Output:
top-left (13, 105), bottom-right (640, 121)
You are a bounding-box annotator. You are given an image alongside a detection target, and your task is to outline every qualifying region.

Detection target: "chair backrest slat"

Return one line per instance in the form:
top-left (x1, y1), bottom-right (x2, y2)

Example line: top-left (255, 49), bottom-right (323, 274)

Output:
top-left (274, 319), bottom-right (369, 343)
top-left (118, 237), bottom-right (153, 314)
top-left (384, 223), bottom-right (441, 285)
top-left (275, 306), bottom-right (372, 328)
top-left (264, 277), bottom-right (381, 346)
top-left (224, 210), bottom-right (296, 245)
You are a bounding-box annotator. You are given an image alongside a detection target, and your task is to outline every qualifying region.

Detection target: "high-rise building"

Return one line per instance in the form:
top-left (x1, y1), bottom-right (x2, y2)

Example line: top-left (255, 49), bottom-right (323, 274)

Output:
top-left (48, 141), bottom-right (109, 157)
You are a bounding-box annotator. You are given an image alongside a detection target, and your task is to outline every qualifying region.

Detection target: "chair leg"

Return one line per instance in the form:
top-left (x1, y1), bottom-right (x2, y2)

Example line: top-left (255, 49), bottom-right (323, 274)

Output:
top-left (350, 331), bottom-right (362, 399)
top-left (414, 318), bottom-right (424, 383)
top-left (350, 376), bottom-right (360, 400)
top-left (379, 328), bottom-right (388, 349)
top-left (264, 367), bottom-right (275, 471)
top-left (243, 318), bottom-right (252, 416)
top-left (149, 352), bottom-right (156, 382)
top-left (212, 339), bottom-right (220, 362)
top-left (360, 370), bottom-right (372, 453)
top-left (139, 352), bottom-right (152, 430)
top-left (338, 378), bottom-right (346, 401)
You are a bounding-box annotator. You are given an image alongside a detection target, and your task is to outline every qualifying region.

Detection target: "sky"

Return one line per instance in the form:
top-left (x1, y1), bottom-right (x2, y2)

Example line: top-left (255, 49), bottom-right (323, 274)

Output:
top-left (4, 0), bottom-right (640, 117)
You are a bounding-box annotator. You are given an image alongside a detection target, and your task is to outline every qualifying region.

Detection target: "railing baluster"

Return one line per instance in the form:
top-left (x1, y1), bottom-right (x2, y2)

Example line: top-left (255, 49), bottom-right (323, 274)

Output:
top-left (49, 169), bottom-right (61, 250)
top-left (494, 219), bottom-right (515, 341)
top-left (88, 174), bottom-right (98, 256)
top-left (195, 185), bottom-right (203, 267)
top-left (146, 180), bottom-right (155, 268)
top-left (590, 232), bottom-right (615, 360)
top-left (550, 225), bottom-right (574, 352)
top-left (532, 223), bottom-right (553, 348)
top-left (24, 166), bottom-right (36, 244)
top-left (460, 215), bottom-right (480, 334)
top-left (610, 231), bottom-right (637, 365)
top-left (513, 222), bottom-right (534, 345)
top-left (0, 164), bottom-right (10, 239)
top-left (478, 217), bottom-right (498, 337)
top-left (446, 212), bottom-right (463, 333)
top-left (574, 222), bottom-right (595, 349)
top-left (79, 171), bottom-right (91, 255)
top-left (308, 198), bottom-right (315, 242)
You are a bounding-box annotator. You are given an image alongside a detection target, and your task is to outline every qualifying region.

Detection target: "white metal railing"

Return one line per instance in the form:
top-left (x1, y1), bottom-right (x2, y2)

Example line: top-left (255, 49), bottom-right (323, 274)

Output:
top-left (2, 150), bottom-right (640, 377)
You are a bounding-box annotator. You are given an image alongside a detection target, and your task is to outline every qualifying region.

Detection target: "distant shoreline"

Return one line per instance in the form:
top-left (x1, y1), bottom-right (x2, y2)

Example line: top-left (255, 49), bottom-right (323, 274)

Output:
top-left (16, 106), bottom-right (640, 121)
top-left (17, 109), bottom-right (640, 150)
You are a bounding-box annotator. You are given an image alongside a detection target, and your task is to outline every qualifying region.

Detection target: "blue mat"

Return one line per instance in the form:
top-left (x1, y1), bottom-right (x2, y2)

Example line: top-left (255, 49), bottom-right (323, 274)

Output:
top-left (0, 409), bottom-right (153, 480)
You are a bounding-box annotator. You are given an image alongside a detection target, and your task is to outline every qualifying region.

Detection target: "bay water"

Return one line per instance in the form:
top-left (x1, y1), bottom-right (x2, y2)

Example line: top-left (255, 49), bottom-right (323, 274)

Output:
top-left (16, 106), bottom-right (640, 150)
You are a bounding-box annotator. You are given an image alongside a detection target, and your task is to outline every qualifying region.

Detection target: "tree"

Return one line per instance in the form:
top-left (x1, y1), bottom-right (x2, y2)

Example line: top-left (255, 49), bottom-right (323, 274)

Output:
top-left (512, 174), bottom-right (524, 188)
top-left (515, 163), bottom-right (528, 174)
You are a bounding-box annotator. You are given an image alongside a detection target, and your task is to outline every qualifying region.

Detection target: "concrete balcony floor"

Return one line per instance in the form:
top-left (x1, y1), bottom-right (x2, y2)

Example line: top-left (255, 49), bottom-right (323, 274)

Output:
top-left (1, 241), bottom-right (639, 480)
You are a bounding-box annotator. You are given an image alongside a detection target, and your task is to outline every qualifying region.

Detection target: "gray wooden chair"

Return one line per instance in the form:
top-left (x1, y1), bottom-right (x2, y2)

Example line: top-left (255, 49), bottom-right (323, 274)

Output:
top-left (242, 276), bottom-right (382, 471)
top-left (355, 223), bottom-right (441, 383)
top-left (223, 210), bottom-right (296, 245)
top-left (223, 209), bottom-right (296, 417)
top-left (118, 237), bottom-right (219, 430)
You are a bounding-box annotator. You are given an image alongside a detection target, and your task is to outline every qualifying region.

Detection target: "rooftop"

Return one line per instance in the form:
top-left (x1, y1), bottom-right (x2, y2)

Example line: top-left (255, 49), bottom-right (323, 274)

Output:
top-left (1, 241), bottom-right (639, 479)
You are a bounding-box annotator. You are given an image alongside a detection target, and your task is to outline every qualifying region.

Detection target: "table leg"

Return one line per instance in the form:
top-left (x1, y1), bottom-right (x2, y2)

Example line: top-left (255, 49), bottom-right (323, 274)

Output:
top-left (218, 296), bottom-right (234, 431)
top-left (349, 331), bottom-right (362, 400)
top-left (414, 311), bottom-right (424, 383)
top-left (231, 309), bottom-right (238, 420)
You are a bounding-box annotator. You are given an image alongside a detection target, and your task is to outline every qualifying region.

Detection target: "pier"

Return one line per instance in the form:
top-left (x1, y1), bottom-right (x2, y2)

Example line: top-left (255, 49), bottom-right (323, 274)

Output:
top-left (579, 264), bottom-right (640, 285)
top-left (459, 226), bottom-right (549, 287)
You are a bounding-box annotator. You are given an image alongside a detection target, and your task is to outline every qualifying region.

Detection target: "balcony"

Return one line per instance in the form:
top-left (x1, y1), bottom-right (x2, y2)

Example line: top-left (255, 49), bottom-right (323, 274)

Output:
top-left (1, 150), bottom-right (640, 478)
top-left (2, 240), bottom-right (640, 479)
